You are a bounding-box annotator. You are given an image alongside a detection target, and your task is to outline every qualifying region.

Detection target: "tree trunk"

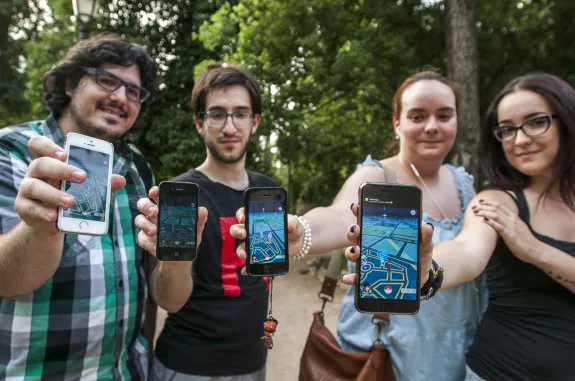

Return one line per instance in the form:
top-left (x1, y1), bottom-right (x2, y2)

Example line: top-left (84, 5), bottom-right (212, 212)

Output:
top-left (445, 0), bottom-right (481, 181)
top-left (0, 0), bottom-right (14, 99)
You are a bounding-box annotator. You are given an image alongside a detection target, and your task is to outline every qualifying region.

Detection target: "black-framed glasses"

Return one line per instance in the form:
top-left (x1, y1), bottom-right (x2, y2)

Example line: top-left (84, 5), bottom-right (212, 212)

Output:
top-left (493, 114), bottom-right (558, 142)
top-left (83, 67), bottom-right (150, 103)
top-left (198, 110), bottom-right (254, 130)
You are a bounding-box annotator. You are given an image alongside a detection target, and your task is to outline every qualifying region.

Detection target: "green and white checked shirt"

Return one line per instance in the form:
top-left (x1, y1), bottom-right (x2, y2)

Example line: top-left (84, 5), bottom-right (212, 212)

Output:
top-left (0, 116), bottom-right (154, 380)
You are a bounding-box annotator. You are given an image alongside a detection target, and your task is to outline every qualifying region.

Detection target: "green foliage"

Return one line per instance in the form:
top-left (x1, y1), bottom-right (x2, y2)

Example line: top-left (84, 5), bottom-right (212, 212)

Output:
top-left (4, 0), bottom-right (575, 209)
top-left (199, 0), bottom-right (446, 206)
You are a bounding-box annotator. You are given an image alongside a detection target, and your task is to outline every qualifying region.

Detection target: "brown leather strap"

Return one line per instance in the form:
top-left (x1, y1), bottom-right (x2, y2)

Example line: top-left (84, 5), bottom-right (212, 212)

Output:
top-left (319, 250), bottom-right (343, 301)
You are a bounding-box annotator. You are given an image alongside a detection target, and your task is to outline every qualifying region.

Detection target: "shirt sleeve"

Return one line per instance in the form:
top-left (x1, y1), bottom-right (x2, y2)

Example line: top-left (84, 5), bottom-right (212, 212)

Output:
top-left (0, 146), bottom-right (27, 234)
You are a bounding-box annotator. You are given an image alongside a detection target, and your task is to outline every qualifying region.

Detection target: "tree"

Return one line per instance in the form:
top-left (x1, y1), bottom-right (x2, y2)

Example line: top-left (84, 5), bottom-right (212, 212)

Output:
top-left (445, 0), bottom-right (481, 179)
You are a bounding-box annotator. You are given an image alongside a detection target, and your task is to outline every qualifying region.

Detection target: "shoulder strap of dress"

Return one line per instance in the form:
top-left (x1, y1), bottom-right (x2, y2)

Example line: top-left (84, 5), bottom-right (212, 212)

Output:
top-left (507, 189), bottom-right (531, 224)
top-left (372, 161), bottom-right (398, 184)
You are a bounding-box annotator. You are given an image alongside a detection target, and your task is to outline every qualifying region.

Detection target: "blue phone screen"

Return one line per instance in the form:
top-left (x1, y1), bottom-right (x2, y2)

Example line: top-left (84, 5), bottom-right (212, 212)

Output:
top-left (360, 203), bottom-right (419, 301)
top-left (248, 200), bottom-right (287, 265)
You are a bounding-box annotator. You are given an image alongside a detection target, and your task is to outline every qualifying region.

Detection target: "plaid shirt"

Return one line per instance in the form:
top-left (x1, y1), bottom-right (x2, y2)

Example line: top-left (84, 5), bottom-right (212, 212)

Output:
top-left (0, 116), bottom-right (154, 380)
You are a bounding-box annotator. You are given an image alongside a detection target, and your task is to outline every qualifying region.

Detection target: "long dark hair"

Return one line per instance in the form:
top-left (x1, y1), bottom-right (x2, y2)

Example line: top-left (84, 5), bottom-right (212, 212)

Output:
top-left (43, 32), bottom-right (157, 117)
top-left (481, 73), bottom-right (575, 210)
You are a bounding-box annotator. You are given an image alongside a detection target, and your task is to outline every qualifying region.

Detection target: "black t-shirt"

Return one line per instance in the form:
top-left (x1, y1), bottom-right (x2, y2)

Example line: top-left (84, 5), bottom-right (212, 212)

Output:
top-left (466, 191), bottom-right (575, 381)
top-left (155, 169), bottom-right (276, 376)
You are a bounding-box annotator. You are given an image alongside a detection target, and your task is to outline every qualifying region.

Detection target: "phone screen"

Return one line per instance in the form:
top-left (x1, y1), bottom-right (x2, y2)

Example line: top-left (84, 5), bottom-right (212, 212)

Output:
top-left (63, 146), bottom-right (110, 222)
top-left (247, 199), bottom-right (287, 265)
top-left (158, 193), bottom-right (197, 249)
top-left (360, 199), bottom-right (419, 302)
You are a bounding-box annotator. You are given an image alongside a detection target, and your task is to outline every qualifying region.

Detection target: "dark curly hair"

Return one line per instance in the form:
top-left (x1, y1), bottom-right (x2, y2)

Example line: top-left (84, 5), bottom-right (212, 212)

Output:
top-left (43, 32), bottom-right (157, 117)
top-left (481, 72), bottom-right (575, 210)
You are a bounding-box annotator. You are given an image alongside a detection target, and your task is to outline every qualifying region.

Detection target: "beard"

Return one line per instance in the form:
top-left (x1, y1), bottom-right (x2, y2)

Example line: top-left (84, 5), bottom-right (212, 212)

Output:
top-left (68, 100), bottom-right (129, 142)
top-left (204, 134), bottom-right (251, 164)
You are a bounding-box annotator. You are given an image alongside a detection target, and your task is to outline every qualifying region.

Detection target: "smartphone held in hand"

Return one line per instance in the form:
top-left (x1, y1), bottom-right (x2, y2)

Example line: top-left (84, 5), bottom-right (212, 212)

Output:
top-left (57, 133), bottom-right (113, 236)
top-left (355, 183), bottom-right (422, 314)
top-left (156, 181), bottom-right (199, 261)
top-left (244, 187), bottom-right (289, 276)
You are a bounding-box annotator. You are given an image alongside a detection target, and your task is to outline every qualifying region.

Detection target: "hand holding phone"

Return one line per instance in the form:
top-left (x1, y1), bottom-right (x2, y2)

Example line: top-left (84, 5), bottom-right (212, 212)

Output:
top-left (57, 133), bottom-right (114, 236)
top-left (244, 187), bottom-right (289, 276)
top-left (355, 183), bottom-right (422, 314)
top-left (156, 181), bottom-right (199, 261)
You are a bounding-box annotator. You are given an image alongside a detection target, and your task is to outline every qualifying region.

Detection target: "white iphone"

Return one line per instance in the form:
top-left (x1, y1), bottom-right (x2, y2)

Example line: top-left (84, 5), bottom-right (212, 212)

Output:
top-left (57, 132), bottom-right (114, 235)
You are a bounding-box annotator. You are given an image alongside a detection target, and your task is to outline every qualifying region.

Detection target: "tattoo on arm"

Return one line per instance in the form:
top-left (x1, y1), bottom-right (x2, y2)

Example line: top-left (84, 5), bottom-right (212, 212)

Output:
top-left (542, 268), bottom-right (575, 287)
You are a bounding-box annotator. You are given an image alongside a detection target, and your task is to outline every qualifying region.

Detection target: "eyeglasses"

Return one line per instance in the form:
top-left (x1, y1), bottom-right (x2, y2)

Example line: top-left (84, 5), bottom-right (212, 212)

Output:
top-left (198, 110), bottom-right (254, 130)
top-left (493, 114), bottom-right (558, 142)
top-left (83, 67), bottom-right (151, 103)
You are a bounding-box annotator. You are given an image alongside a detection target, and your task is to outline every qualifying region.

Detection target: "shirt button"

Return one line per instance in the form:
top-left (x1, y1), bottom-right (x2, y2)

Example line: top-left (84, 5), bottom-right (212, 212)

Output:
top-left (118, 280), bottom-right (124, 288)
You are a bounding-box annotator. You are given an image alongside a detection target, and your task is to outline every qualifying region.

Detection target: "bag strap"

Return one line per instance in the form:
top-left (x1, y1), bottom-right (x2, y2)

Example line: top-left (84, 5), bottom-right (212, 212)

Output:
top-left (318, 250), bottom-right (343, 306)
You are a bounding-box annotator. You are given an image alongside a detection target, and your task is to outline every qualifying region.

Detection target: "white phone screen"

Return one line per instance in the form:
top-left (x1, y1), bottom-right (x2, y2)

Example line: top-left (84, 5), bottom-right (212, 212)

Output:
top-left (62, 146), bottom-right (111, 222)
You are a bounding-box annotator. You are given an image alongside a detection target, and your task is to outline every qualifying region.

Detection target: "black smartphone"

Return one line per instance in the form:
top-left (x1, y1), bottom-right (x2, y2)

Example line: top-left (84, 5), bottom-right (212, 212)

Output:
top-left (355, 183), bottom-right (422, 314)
top-left (156, 181), bottom-right (199, 261)
top-left (244, 187), bottom-right (289, 276)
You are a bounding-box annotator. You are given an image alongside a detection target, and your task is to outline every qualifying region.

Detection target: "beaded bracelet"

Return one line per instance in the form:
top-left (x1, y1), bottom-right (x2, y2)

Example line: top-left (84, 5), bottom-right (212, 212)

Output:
top-left (295, 216), bottom-right (312, 259)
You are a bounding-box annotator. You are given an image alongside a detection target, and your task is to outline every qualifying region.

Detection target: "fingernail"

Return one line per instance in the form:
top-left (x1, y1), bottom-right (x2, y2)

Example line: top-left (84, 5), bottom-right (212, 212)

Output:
top-left (72, 171), bottom-right (86, 181)
top-left (350, 203), bottom-right (354, 210)
top-left (473, 209), bottom-right (478, 214)
top-left (479, 199), bottom-right (484, 203)
top-left (350, 246), bottom-right (356, 253)
top-left (426, 222), bottom-right (434, 231)
top-left (55, 151), bottom-right (66, 159)
top-left (471, 205), bottom-right (477, 210)
top-left (45, 211), bottom-right (56, 221)
top-left (59, 195), bottom-right (73, 207)
top-left (484, 217), bottom-right (489, 221)
top-left (350, 225), bottom-right (355, 233)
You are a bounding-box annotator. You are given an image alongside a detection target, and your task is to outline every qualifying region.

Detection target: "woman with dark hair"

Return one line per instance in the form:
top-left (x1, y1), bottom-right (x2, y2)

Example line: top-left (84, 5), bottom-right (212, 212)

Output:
top-left (344, 72), bottom-right (575, 380)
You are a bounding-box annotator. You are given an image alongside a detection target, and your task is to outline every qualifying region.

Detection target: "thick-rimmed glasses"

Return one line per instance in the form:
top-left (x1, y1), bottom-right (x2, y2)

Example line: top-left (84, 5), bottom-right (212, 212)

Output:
top-left (83, 67), bottom-right (150, 103)
top-left (493, 114), bottom-right (558, 143)
top-left (198, 110), bottom-right (254, 130)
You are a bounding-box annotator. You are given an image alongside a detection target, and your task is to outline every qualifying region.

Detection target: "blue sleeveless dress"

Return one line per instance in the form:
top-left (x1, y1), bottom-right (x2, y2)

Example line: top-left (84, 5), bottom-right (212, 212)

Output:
top-left (336, 156), bottom-right (488, 381)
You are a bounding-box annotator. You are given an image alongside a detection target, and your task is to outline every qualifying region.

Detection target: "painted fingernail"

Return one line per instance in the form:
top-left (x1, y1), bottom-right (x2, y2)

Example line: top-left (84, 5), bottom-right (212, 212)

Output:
top-left (350, 225), bottom-right (355, 233)
top-left (426, 222), bottom-right (434, 231)
top-left (479, 199), bottom-right (484, 203)
top-left (350, 246), bottom-right (356, 254)
top-left (473, 209), bottom-right (478, 214)
top-left (46, 211), bottom-right (56, 221)
top-left (471, 205), bottom-right (477, 210)
top-left (59, 195), bottom-right (73, 207)
top-left (72, 171), bottom-right (86, 181)
top-left (350, 203), bottom-right (355, 210)
top-left (484, 217), bottom-right (489, 221)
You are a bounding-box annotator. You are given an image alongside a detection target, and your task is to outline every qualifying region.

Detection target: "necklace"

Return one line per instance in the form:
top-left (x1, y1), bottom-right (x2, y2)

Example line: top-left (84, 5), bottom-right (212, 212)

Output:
top-left (399, 157), bottom-right (454, 229)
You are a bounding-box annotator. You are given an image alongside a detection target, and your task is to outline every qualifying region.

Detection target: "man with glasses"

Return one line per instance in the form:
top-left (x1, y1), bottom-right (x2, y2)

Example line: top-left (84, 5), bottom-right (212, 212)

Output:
top-left (0, 33), bottom-right (160, 379)
top-left (135, 64), bottom-right (275, 380)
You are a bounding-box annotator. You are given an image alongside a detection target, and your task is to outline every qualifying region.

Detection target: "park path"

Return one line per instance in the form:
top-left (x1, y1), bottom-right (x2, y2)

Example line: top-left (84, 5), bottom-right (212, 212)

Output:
top-left (155, 256), bottom-right (345, 380)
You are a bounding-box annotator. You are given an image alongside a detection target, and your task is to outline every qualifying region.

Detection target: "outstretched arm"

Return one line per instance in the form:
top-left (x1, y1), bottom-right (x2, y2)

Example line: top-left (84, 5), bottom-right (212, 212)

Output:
top-left (230, 166), bottom-right (388, 261)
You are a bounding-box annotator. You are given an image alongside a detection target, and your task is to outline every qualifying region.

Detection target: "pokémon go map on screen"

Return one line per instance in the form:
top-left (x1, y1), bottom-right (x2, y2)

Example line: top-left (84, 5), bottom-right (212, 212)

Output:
top-left (360, 203), bottom-right (419, 301)
top-left (248, 200), bottom-right (286, 265)
top-left (63, 147), bottom-right (110, 222)
top-left (158, 195), bottom-right (197, 249)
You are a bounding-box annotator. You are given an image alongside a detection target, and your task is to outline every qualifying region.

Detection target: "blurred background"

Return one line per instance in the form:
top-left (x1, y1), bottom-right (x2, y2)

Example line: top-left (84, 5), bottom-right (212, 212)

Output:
top-left (3, 0), bottom-right (575, 209)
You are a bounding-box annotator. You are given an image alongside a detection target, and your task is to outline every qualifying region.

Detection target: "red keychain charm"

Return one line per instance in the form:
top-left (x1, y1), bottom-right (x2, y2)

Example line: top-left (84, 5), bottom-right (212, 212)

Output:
top-left (261, 277), bottom-right (279, 349)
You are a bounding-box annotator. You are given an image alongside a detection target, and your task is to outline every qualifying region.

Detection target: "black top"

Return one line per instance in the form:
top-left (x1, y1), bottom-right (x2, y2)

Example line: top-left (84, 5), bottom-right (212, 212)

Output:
top-left (155, 169), bottom-right (276, 376)
top-left (466, 191), bottom-right (575, 381)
